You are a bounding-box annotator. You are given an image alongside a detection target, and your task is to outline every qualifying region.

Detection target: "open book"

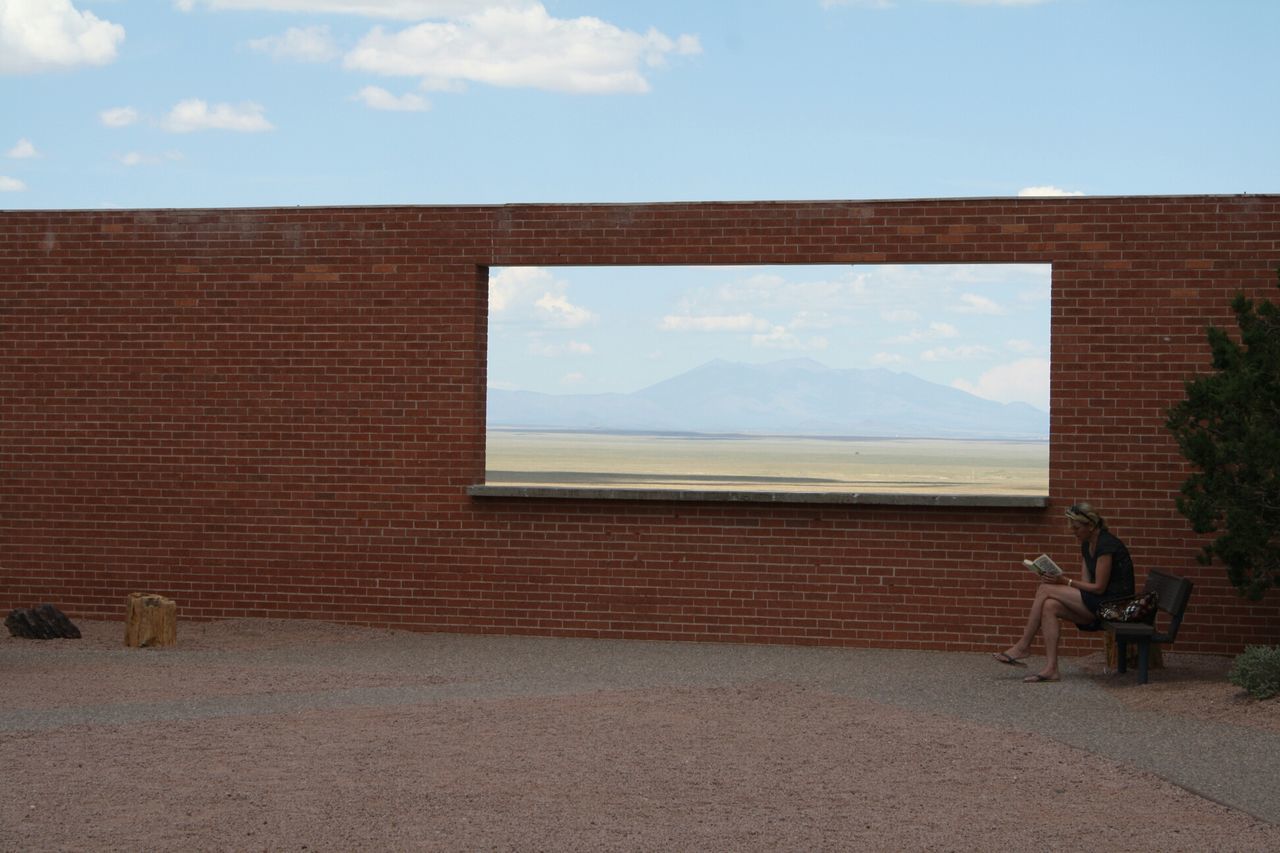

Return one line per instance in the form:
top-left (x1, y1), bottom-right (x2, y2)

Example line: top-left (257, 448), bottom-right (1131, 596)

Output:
top-left (1022, 554), bottom-right (1063, 577)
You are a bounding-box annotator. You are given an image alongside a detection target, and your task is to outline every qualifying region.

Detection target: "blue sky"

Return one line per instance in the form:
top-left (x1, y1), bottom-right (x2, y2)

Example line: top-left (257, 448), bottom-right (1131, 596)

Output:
top-left (491, 263), bottom-right (1052, 409)
top-left (3, 0), bottom-right (1276, 412)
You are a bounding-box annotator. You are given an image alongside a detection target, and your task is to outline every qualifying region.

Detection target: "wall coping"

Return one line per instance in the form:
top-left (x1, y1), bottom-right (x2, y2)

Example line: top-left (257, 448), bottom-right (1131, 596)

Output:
top-left (2, 192), bottom-right (1270, 217)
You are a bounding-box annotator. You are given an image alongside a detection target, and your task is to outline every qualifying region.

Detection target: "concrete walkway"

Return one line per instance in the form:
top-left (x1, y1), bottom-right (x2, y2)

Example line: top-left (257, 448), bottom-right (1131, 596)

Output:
top-left (3, 632), bottom-right (1277, 825)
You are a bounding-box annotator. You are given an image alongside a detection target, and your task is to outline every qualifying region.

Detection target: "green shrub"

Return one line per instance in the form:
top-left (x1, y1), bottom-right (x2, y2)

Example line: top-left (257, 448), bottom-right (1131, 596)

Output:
top-left (1166, 271), bottom-right (1280, 601)
top-left (1228, 645), bottom-right (1280, 700)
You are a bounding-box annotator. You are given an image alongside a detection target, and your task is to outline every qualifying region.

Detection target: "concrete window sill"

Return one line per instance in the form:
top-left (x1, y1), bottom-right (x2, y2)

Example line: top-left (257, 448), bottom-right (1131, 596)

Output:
top-left (467, 485), bottom-right (1047, 507)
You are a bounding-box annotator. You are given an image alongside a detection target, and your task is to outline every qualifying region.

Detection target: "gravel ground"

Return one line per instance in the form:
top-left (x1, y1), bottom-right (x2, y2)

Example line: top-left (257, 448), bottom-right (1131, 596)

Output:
top-left (2, 619), bottom-right (1277, 852)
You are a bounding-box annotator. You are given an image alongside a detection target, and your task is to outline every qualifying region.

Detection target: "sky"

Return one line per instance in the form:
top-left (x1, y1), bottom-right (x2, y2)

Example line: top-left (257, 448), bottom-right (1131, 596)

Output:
top-left (491, 263), bottom-right (1052, 409)
top-left (3, 0), bottom-right (1277, 413)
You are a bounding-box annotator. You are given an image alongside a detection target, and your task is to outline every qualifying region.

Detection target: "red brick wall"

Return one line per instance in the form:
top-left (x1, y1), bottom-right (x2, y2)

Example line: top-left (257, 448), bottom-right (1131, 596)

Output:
top-left (3, 197), bottom-right (1278, 654)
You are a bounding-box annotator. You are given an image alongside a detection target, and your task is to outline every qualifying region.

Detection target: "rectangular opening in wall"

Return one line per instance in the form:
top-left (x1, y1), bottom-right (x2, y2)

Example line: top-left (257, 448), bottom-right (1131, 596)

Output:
top-left (484, 264), bottom-right (1049, 498)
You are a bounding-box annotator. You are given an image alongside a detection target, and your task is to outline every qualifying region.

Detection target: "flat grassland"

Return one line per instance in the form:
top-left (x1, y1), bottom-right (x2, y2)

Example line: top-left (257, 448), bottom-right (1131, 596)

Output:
top-left (486, 429), bottom-right (1048, 495)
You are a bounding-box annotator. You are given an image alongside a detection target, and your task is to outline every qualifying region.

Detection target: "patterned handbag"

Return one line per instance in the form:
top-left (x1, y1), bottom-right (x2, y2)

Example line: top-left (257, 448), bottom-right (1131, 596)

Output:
top-left (1098, 591), bottom-right (1159, 623)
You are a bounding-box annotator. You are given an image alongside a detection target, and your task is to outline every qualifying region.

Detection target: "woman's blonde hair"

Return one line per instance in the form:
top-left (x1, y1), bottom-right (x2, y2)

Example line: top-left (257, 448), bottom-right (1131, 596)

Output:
top-left (1065, 502), bottom-right (1106, 529)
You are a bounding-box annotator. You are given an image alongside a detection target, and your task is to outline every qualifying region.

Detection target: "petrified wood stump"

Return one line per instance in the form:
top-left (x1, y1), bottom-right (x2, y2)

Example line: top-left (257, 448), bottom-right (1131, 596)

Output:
top-left (124, 592), bottom-right (177, 648)
top-left (4, 604), bottom-right (82, 639)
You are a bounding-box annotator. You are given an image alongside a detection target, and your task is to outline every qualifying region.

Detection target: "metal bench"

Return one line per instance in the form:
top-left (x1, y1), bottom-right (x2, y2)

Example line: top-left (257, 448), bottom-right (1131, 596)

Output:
top-left (1105, 569), bottom-right (1194, 684)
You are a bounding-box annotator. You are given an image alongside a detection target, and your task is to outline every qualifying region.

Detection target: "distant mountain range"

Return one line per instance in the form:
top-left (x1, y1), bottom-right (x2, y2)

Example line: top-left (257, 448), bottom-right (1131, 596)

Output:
top-left (488, 358), bottom-right (1048, 440)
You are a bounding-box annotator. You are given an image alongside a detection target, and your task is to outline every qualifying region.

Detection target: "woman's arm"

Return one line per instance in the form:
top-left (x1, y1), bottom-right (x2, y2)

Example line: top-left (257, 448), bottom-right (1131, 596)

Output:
top-left (1052, 554), bottom-right (1112, 593)
top-left (1072, 554), bottom-right (1111, 594)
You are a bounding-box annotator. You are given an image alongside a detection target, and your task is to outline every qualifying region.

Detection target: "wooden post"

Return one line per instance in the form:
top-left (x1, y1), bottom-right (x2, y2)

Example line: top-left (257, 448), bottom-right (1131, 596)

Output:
top-left (1105, 632), bottom-right (1162, 673)
top-left (124, 593), bottom-right (177, 648)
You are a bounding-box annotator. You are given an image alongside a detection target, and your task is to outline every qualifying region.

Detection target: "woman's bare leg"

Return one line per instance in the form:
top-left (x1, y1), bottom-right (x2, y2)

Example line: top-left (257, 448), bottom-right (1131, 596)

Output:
top-left (1031, 594), bottom-right (1096, 680)
top-left (1003, 584), bottom-right (1094, 661)
top-left (1002, 585), bottom-right (1052, 658)
top-left (1040, 599), bottom-right (1065, 677)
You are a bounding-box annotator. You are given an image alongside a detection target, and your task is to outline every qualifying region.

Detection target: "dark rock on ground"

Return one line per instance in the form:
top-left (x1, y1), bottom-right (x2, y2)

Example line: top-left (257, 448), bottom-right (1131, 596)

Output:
top-left (5, 604), bottom-right (81, 640)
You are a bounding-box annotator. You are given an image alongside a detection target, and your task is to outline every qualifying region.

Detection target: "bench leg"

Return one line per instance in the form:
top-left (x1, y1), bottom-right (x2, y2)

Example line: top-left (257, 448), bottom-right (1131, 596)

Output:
top-left (1137, 641), bottom-right (1150, 685)
top-left (1116, 637), bottom-right (1128, 674)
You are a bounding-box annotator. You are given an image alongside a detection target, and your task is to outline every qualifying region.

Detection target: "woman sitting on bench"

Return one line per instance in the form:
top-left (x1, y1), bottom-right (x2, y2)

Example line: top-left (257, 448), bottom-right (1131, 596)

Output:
top-left (993, 502), bottom-right (1135, 683)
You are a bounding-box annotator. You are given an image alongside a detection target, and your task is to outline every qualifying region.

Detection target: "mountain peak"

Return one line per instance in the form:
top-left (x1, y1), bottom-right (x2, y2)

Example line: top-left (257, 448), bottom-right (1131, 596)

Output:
top-left (489, 358), bottom-right (1048, 439)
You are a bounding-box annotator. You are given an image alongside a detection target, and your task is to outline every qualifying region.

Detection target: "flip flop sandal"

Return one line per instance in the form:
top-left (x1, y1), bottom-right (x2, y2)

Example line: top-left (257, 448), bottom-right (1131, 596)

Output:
top-left (992, 652), bottom-right (1028, 666)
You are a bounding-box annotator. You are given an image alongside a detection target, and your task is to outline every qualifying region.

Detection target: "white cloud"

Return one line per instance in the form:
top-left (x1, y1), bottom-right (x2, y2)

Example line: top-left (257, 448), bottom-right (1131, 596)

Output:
top-left (344, 3), bottom-right (701, 94)
top-left (490, 265), bottom-right (544, 312)
top-left (0, 0), bottom-right (125, 73)
top-left (920, 344), bottom-right (995, 362)
top-left (176, 0), bottom-right (510, 18)
top-left (177, 0), bottom-right (703, 95)
top-left (928, 321), bottom-right (960, 338)
top-left (823, 0), bottom-right (1050, 7)
top-left (1017, 279), bottom-right (1051, 304)
top-left (952, 357), bottom-right (1049, 410)
top-left (723, 264), bottom-right (1041, 324)
top-left (117, 151), bottom-right (185, 167)
top-left (936, 0), bottom-right (1052, 5)
top-left (1018, 185), bottom-right (1084, 197)
top-left (680, 267), bottom-right (1034, 351)
top-left (886, 321), bottom-right (958, 344)
top-left (872, 352), bottom-right (906, 366)
top-left (100, 106), bottom-right (139, 127)
top-left (6, 138), bottom-right (37, 158)
top-left (881, 308), bottom-right (918, 323)
top-left (713, 270), bottom-right (868, 310)
top-left (789, 309), bottom-right (841, 330)
top-left (1005, 338), bottom-right (1036, 354)
top-left (829, 0), bottom-right (1049, 6)
top-left (353, 85), bottom-right (429, 111)
top-left (559, 371), bottom-right (585, 385)
top-left (660, 313), bottom-right (769, 332)
top-left (529, 340), bottom-right (592, 357)
top-left (162, 99), bottom-right (274, 132)
top-left (534, 292), bottom-right (594, 328)
top-left (953, 293), bottom-right (1006, 315)
top-left (249, 25), bottom-right (341, 61)
top-left (490, 267), bottom-right (595, 329)
top-left (751, 325), bottom-right (829, 351)
top-left (0, 175), bottom-right (27, 191)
